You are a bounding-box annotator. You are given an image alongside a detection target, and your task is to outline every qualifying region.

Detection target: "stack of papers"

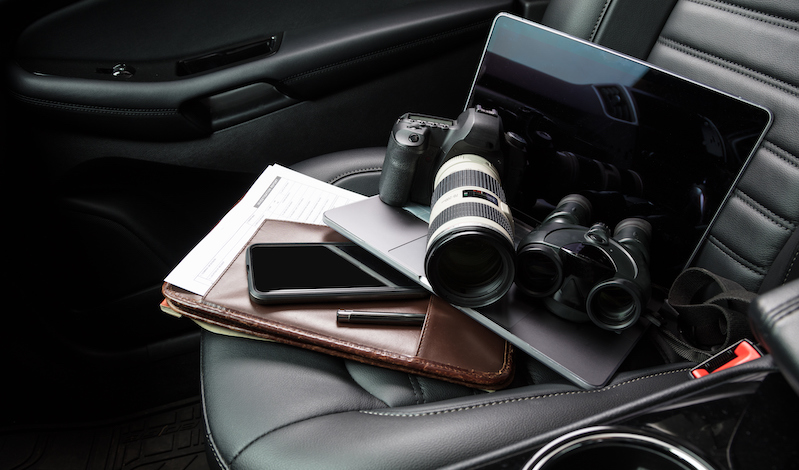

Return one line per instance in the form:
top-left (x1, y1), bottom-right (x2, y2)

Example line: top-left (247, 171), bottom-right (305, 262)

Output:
top-left (164, 164), bottom-right (366, 296)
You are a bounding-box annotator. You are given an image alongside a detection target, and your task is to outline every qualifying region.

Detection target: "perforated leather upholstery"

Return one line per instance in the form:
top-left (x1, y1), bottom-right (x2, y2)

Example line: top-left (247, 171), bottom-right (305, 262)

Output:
top-left (200, 1), bottom-right (798, 468)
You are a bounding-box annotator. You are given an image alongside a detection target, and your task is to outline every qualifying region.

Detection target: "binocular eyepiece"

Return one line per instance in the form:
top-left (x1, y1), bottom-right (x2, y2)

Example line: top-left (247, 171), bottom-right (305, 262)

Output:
top-left (516, 194), bottom-right (651, 332)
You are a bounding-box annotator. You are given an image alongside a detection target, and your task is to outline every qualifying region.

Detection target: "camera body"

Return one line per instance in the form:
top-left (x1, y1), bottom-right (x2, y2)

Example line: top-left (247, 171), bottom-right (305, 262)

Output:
top-left (516, 195), bottom-right (652, 331)
top-left (378, 107), bottom-right (517, 308)
top-left (379, 106), bottom-right (506, 207)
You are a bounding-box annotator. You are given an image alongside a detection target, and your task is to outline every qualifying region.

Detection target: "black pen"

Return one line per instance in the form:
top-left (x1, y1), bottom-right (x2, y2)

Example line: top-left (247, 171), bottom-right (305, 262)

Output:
top-left (336, 310), bottom-right (426, 326)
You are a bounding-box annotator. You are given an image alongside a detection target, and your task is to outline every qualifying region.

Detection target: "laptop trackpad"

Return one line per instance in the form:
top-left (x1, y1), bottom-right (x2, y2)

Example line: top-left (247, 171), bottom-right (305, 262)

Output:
top-left (388, 235), bottom-right (427, 277)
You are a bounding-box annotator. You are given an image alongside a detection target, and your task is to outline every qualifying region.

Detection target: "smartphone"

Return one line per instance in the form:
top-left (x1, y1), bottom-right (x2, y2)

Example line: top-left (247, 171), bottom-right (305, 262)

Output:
top-left (246, 242), bottom-right (428, 304)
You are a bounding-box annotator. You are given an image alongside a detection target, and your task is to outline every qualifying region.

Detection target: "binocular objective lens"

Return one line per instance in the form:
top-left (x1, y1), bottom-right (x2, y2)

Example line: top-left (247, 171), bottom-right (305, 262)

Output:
top-left (594, 287), bottom-right (635, 321)
top-left (587, 280), bottom-right (642, 330)
top-left (516, 249), bottom-right (562, 297)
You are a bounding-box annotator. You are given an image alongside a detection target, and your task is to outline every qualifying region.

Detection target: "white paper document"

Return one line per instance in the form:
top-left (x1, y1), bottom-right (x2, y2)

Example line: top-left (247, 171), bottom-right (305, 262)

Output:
top-left (164, 164), bottom-right (367, 296)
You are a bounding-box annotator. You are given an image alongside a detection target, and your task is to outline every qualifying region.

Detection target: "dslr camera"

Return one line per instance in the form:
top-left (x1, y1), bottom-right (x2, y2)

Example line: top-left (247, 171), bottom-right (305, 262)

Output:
top-left (515, 194), bottom-right (652, 331)
top-left (379, 107), bottom-right (517, 308)
top-left (379, 106), bottom-right (509, 206)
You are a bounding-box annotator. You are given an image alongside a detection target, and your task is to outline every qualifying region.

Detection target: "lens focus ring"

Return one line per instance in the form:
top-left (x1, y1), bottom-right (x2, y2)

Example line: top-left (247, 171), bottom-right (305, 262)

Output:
top-left (428, 202), bottom-right (514, 242)
top-left (431, 169), bottom-right (507, 207)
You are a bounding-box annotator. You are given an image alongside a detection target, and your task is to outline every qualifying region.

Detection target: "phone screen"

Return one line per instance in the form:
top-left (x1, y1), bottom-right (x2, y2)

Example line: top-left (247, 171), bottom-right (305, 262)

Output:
top-left (246, 242), bottom-right (425, 304)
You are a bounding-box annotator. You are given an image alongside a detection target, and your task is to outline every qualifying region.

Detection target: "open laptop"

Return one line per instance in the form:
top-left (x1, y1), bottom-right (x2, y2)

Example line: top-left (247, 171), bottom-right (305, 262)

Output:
top-left (324, 13), bottom-right (772, 389)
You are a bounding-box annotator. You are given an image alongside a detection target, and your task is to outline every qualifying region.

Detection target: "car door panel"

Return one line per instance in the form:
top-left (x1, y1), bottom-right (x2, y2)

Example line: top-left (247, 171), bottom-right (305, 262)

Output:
top-left (9, 0), bottom-right (513, 141)
top-left (4, 0), bottom-right (517, 350)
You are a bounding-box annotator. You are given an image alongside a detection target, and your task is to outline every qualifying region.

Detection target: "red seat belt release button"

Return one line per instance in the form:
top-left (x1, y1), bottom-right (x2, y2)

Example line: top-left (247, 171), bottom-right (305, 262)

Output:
top-left (690, 339), bottom-right (763, 379)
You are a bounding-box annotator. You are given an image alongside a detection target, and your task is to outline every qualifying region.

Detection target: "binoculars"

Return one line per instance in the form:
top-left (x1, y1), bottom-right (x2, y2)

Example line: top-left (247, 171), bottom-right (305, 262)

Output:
top-left (516, 194), bottom-right (652, 331)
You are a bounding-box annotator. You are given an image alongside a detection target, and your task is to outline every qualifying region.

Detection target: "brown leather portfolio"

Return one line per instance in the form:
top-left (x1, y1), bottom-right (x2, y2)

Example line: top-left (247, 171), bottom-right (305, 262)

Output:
top-left (162, 219), bottom-right (513, 389)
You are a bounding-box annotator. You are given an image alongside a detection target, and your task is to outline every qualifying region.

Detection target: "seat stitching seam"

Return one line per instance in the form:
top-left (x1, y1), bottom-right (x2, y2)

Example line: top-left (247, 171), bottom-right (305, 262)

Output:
top-left (408, 374), bottom-right (424, 405)
top-left (761, 140), bottom-right (799, 170)
top-left (589, 0), bottom-right (614, 42)
top-left (230, 413), bottom-right (349, 463)
top-left (204, 427), bottom-right (228, 470)
top-left (327, 166), bottom-right (382, 185)
top-left (784, 244), bottom-right (799, 283)
top-left (764, 295), bottom-right (799, 329)
top-left (200, 337), bottom-right (231, 470)
top-left (732, 188), bottom-right (795, 230)
top-left (685, 0), bottom-right (799, 31)
top-left (10, 91), bottom-right (179, 116)
top-left (655, 37), bottom-right (799, 96)
top-left (419, 378), bottom-right (429, 404)
top-left (359, 368), bottom-right (692, 417)
top-left (706, 235), bottom-right (768, 275)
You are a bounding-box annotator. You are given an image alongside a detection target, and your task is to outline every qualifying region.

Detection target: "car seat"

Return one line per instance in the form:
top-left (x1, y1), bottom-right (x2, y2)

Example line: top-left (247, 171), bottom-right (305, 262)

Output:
top-left (199, 1), bottom-right (799, 468)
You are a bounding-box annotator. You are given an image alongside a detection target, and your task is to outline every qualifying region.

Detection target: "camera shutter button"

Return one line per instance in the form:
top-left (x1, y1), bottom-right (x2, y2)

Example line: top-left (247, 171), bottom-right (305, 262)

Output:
top-left (394, 127), bottom-right (426, 147)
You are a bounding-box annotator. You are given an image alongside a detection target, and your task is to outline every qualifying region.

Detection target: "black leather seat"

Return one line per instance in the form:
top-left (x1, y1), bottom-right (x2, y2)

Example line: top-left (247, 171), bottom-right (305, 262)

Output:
top-left (200, 1), bottom-right (799, 468)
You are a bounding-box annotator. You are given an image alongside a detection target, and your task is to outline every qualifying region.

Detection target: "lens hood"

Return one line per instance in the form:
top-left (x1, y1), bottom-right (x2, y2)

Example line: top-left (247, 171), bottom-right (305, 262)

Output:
top-left (425, 226), bottom-right (515, 308)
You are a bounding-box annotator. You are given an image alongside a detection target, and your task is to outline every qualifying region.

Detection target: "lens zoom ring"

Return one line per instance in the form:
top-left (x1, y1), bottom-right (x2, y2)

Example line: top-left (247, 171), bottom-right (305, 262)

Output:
top-left (428, 202), bottom-right (513, 240)
top-left (431, 169), bottom-right (506, 206)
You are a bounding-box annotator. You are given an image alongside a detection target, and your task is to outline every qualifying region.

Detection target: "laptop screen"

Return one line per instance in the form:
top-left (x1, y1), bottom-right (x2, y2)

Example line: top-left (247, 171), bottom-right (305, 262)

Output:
top-left (466, 13), bottom-right (771, 286)
top-left (324, 14), bottom-right (772, 388)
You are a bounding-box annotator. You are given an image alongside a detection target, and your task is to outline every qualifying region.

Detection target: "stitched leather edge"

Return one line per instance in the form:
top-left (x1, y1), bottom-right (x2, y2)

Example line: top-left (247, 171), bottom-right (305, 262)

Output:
top-left (358, 367), bottom-right (693, 417)
top-left (762, 140), bottom-right (799, 170)
top-left (706, 235), bottom-right (769, 275)
top-left (589, 0), bottom-right (614, 42)
top-left (685, 0), bottom-right (799, 31)
top-left (10, 90), bottom-right (180, 116)
top-left (784, 245), bottom-right (799, 283)
top-left (732, 188), bottom-right (796, 231)
top-left (655, 38), bottom-right (799, 96)
top-left (327, 167), bottom-right (382, 185)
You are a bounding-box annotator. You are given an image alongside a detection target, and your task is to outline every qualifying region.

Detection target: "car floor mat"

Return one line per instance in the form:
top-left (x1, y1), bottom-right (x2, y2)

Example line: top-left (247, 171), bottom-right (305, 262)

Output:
top-left (0, 398), bottom-right (209, 470)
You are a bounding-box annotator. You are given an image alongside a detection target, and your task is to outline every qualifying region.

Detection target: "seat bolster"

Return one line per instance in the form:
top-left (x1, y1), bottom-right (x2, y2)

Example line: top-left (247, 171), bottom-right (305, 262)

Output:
top-left (201, 329), bottom-right (776, 470)
top-left (540, 0), bottom-right (612, 40)
top-left (541, 0), bottom-right (678, 59)
top-left (200, 332), bottom-right (389, 469)
top-left (749, 279), bottom-right (799, 395)
top-left (290, 147), bottom-right (385, 196)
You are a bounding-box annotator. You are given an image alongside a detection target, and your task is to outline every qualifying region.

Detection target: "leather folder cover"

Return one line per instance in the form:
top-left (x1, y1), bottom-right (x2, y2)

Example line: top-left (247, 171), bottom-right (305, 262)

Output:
top-left (162, 220), bottom-right (513, 389)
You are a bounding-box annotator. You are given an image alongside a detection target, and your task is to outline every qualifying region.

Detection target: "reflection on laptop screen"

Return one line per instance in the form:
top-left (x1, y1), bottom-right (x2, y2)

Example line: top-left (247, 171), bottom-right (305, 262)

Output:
top-left (466, 14), bottom-right (771, 286)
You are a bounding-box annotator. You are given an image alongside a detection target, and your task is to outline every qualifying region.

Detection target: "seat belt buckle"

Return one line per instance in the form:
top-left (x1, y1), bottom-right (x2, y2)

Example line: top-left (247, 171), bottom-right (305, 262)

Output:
top-left (690, 339), bottom-right (763, 378)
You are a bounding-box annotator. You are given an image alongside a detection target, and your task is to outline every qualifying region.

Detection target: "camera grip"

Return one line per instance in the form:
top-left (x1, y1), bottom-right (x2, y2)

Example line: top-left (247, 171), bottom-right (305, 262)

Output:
top-left (379, 128), bottom-right (428, 206)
